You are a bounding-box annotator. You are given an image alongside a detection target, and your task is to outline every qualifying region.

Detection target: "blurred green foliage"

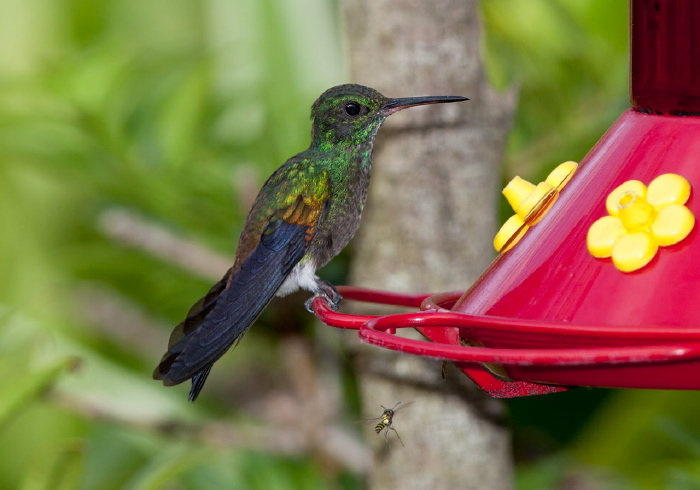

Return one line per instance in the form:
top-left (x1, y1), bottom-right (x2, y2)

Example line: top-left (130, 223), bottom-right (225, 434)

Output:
top-left (1, 0), bottom-right (698, 488)
top-left (483, 0), bottom-right (629, 179)
top-left (1, 0), bottom-right (351, 488)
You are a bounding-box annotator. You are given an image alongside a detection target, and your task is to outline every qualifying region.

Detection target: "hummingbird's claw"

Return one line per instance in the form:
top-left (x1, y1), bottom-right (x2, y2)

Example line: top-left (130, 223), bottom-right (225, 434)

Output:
top-left (304, 296), bottom-right (320, 313)
top-left (305, 280), bottom-right (343, 313)
top-left (318, 280), bottom-right (343, 306)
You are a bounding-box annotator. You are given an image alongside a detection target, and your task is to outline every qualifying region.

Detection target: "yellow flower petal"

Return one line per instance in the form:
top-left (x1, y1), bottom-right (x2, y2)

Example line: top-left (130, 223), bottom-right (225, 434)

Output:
top-left (545, 161), bottom-right (578, 190)
top-left (647, 173), bottom-right (691, 210)
top-left (650, 204), bottom-right (695, 246)
top-left (494, 215), bottom-right (529, 253)
top-left (587, 216), bottom-right (626, 258)
top-left (611, 231), bottom-right (658, 272)
top-left (515, 181), bottom-right (556, 225)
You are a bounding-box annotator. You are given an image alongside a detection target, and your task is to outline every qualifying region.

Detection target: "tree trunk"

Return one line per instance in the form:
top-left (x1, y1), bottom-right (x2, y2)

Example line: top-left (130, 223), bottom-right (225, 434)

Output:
top-left (342, 0), bottom-right (517, 488)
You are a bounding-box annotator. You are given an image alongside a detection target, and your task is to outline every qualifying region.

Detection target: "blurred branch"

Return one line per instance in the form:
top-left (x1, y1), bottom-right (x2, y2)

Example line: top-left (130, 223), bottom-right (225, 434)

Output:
top-left (53, 388), bottom-right (369, 473)
top-left (51, 333), bottom-right (371, 475)
top-left (98, 208), bottom-right (232, 281)
top-left (75, 283), bottom-right (168, 357)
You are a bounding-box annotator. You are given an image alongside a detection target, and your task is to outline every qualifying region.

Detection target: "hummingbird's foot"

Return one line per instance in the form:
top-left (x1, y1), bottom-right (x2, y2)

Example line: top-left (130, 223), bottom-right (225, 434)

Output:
top-left (304, 280), bottom-right (343, 313)
top-left (318, 280), bottom-right (343, 306)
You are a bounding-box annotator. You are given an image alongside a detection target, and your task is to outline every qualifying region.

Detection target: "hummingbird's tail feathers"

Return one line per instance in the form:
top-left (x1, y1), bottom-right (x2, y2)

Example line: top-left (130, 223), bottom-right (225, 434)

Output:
top-left (179, 272), bottom-right (232, 338)
top-left (188, 366), bottom-right (212, 402)
top-left (153, 219), bottom-right (309, 390)
top-left (152, 272), bottom-right (230, 384)
top-left (161, 270), bottom-right (233, 353)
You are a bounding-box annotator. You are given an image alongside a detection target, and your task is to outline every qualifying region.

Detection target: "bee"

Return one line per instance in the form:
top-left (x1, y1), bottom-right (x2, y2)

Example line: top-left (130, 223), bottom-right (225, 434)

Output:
top-left (370, 401), bottom-right (410, 447)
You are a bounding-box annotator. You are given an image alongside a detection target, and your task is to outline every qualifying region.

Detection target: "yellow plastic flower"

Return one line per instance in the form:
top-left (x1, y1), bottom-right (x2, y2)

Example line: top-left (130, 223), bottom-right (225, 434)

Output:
top-left (587, 174), bottom-right (694, 272)
top-left (494, 161), bottom-right (578, 253)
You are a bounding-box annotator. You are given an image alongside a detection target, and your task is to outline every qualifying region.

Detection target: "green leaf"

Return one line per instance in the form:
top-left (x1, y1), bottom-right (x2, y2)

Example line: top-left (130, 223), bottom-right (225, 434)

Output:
top-left (19, 440), bottom-right (85, 490)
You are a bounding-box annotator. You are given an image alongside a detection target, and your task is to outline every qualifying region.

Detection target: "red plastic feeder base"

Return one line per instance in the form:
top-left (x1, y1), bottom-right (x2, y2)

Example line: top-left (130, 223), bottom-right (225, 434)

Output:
top-left (311, 287), bottom-right (571, 398)
top-left (312, 286), bottom-right (700, 398)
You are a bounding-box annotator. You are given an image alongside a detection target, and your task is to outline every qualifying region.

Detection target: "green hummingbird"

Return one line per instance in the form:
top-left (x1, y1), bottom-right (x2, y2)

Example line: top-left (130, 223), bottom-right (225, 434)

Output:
top-left (153, 84), bottom-right (468, 400)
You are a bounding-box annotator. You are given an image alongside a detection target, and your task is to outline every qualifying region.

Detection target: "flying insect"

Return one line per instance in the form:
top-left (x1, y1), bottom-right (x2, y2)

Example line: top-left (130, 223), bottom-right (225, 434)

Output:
top-left (369, 401), bottom-right (411, 447)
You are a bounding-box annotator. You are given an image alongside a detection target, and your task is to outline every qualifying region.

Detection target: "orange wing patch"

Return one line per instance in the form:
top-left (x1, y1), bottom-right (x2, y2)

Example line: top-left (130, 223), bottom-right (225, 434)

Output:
top-left (280, 195), bottom-right (324, 245)
top-left (233, 167), bottom-right (330, 273)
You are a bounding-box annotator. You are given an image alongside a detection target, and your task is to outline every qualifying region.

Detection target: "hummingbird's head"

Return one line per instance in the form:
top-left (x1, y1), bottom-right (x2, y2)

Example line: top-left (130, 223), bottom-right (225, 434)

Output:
top-left (310, 84), bottom-right (390, 150)
top-left (310, 84), bottom-right (468, 150)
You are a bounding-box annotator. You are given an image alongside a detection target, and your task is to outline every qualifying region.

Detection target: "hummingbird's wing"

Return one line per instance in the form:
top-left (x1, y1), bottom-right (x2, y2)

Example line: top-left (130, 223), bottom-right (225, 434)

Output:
top-left (154, 215), bottom-right (309, 397)
top-left (153, 168), bottom-right (330, 400)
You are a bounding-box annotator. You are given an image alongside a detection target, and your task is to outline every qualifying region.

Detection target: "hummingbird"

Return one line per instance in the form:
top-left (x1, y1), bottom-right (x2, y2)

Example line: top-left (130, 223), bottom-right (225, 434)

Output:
top-left (153, 84), bottom-right (468, 401)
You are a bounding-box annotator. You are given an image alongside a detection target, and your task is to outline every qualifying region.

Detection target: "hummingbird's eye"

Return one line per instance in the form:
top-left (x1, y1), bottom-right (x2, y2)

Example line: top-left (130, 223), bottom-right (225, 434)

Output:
top-left (344, 102), bottom-right (361, 116)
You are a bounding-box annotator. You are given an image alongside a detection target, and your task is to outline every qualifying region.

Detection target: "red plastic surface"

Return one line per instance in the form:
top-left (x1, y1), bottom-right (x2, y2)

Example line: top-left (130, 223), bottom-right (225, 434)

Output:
top-left (450, 109), bottom-right (700, 389)
top-left (455, 110), bottom-right (700, 326)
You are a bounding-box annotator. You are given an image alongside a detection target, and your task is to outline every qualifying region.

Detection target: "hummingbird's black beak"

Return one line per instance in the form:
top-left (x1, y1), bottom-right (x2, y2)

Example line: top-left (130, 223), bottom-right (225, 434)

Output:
top-left (380, 95), bottom-right (469, 115)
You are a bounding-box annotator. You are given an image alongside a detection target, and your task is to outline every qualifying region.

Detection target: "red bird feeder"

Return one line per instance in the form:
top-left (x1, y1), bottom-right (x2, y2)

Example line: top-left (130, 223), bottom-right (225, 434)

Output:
top-left (311, 0), bottom-right (700, 397)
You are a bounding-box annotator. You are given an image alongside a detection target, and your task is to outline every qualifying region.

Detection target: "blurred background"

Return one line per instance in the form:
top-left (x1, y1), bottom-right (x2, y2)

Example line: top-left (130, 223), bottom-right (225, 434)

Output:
top-left (1, 0), bottom-right (699, 488)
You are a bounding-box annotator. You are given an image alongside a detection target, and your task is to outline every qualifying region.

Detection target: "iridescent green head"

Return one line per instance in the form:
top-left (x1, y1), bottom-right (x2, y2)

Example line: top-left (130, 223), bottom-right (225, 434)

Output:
top-left (310, 84), bottom-right (468, 150)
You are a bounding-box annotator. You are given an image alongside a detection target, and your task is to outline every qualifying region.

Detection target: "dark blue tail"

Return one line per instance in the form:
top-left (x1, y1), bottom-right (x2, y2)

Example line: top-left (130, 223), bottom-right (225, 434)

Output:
top-left (154, 219), bottom-right (309, 401)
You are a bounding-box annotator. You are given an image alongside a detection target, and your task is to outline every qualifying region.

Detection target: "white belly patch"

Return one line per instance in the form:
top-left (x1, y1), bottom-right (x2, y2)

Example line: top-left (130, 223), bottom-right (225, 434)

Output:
top-left (276, 261), bottom-right (318, 297)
